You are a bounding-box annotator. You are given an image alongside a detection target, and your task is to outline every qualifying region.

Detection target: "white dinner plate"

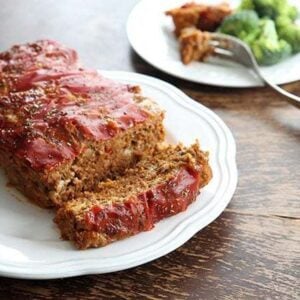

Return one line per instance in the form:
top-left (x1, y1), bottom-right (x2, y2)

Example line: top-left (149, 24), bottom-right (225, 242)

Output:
top-left (0, 71), bottom-right (237, 279)
top-left (127, 0), bottom-right (300, 87)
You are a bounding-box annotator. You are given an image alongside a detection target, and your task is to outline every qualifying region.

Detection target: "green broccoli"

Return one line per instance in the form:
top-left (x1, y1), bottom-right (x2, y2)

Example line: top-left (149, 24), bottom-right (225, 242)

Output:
top-left (218, 10), bottom-right (260, 43)
top-left (276, 16), bottom-right (300, 53)
top-left (239, 0), bottom-right (255, 10)
top-left (284, 4), bottom-right (298, 20)
top-left (252, 0), bottom-right (298, 21)
top-left (218, 1), bottom-right (298, 65)
top-left (250, 19), bottom-right (292, 65)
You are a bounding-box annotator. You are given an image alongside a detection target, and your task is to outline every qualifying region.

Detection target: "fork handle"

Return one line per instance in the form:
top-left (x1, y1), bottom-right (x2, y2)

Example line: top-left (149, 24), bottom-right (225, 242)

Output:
top-left (252, 64), bottom-right (300, 108)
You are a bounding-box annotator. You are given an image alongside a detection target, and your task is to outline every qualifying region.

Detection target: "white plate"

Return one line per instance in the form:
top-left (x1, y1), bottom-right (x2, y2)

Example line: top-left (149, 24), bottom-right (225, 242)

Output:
top-left (127, 0), bottom-right (300, 87)
top-left (0, 71), bottom-right (237, 279)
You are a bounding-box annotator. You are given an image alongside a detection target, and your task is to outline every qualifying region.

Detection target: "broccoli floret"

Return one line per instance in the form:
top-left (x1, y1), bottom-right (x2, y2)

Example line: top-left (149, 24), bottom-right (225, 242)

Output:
top-left (250, 19), bottom-right (292, 65)
top-left (218, 10), bottom-right (260, 43)
top-left (239, 0), bottom-right (255, 10)
top-left (284, 5), bottom-right (298, 20)
top-left (276, 16), bottom-right (300, 53)
top-left (252, 0), bottom-right (298, 21)
top-left (218, 5), bottom-right (297, 64)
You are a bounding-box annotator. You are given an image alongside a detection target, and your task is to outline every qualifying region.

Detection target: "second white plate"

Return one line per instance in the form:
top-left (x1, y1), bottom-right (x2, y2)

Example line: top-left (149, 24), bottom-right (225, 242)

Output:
top-left (0, 71), bottom-right (237, 279)
top-left (127, 0), bottom-right (300, 87)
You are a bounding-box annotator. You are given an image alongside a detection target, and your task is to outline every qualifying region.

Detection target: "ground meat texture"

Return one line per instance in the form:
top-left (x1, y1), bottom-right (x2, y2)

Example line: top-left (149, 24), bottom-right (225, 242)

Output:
top-left (55, 143), bottom-right (212, 249)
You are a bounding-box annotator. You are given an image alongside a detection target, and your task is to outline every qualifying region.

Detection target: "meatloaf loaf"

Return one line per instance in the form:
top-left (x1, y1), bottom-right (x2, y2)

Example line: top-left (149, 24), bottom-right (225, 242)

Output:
top-left (0, 41), bottom-right (165, 208)
top-left (55, 143), bottom-right (212, 249)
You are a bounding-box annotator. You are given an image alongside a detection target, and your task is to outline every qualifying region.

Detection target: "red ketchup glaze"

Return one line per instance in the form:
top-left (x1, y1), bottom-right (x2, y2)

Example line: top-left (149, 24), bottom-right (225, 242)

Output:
top-left (0, 40), bottom-right (79, 75)
top-left (85, 199), bottom-right (153, 238)
top-left (56, 72), bottom-right (149, 140)
top-left (0, 40), bottom-right (81, 93)
top-left (147, 166), bottom-right (202, 223)
top-left (15, 137), bottom-right (76, 170)
top-left (14, 70), bottom-right (83, 91)
top-left (85, 166), bottom-right (202, 240)
top-left (0, 40), bottom-right (149, 171)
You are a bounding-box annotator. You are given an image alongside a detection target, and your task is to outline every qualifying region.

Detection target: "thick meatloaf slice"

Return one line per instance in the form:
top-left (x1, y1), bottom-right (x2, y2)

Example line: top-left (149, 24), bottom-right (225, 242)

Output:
top-left (0, 41), bottom-right (165, 208)
top-left (55, 143), bottom-right (212, 249)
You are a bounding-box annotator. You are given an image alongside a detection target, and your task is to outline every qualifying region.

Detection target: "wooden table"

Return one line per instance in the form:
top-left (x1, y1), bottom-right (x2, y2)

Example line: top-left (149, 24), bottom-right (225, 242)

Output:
top-left (0, 1), bottom-right (299, 299)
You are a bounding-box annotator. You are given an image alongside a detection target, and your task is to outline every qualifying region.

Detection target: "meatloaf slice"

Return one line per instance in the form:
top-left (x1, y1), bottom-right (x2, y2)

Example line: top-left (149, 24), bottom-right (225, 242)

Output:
top-left (0, 71), bottom-right (164, 208)
top-left (55, 143), bottom-right (212, 249)
top-left (0, 41), bottom-right (165, 208)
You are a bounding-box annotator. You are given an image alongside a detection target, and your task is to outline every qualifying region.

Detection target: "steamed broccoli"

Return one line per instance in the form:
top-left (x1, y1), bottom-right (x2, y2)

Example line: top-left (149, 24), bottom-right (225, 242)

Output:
top-left (218, 0), bottom-right (298, 65)
top-left (282, 4), bottom-right (298, 20)
top-left (250, 19), bottom-right (292, 65)
top-left (276, 16), bottom-right (300, 53)
top-left (218, 10), bottom-right (260, 43)
top-left (251, 0), bottom-right (297, 21)
top-left (218, 11), bottom-right (292, 64)
top-left (239, 0), bottom-right (255, 10)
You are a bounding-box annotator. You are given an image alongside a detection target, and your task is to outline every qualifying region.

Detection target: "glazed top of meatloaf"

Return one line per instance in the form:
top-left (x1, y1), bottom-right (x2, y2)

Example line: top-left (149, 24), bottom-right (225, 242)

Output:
top-left (0, 40), bottom-right (80, 94)
top-left (0, 41), bottom-right (163, 172)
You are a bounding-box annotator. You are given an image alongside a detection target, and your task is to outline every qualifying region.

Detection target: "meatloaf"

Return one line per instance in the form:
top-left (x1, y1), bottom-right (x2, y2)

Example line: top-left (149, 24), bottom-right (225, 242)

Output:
top-left (0, 40), bottom-right (165, 208)
top-left (179, 27), bottom-right (214, 64)
top-left (166, 2), bottom-right (232, 36)
top-left (55, 143), bottom-right (212, 249)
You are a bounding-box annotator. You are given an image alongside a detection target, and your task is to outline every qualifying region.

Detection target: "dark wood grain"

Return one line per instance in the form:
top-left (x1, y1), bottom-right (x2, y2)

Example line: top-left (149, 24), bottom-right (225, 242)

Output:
top-left (0, 0), bottom-right (299, 299)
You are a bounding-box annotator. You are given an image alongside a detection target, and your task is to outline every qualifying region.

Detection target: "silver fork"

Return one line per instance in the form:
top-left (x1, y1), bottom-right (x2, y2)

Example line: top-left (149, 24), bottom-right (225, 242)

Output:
top-left (210, 33), bottom-right (300, 108)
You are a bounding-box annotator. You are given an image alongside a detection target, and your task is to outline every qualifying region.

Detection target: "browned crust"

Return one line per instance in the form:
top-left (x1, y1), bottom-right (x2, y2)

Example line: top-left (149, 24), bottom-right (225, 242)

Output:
top-left (166, 2), bottom-right (206, 37)
top-left (166, 2), bottom-right (231, 36)
top-left (57, 212), bottom-right (131, 249)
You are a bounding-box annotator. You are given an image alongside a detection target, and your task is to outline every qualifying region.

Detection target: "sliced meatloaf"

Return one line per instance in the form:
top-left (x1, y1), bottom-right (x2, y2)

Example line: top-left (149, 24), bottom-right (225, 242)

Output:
top-left (0, 41), bottom-right (165, 207)
top-left (55, 143), bottom-right (212, 249)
